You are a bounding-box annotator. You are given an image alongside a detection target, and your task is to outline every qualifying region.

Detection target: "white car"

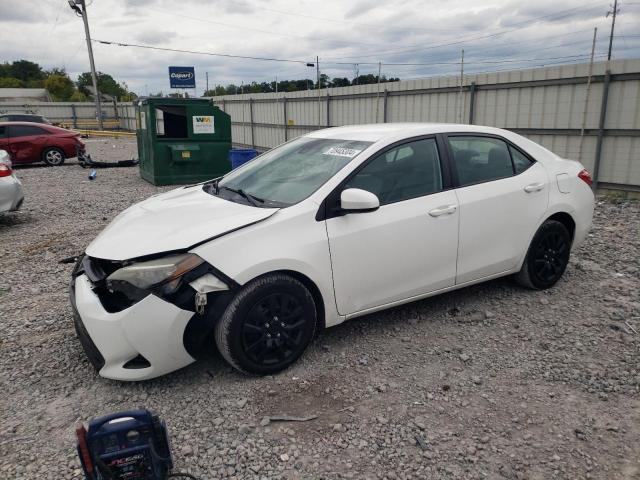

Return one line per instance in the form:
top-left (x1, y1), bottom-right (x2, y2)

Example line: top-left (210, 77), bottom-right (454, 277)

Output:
top-left (0, 150), bottom-right (24, 213)
top-left (70, 123), bottom-right (594, 381)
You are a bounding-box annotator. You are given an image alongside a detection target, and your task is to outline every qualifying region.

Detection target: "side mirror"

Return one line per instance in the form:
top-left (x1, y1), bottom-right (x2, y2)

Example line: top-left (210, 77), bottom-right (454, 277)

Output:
top-left (340, 188), bottom-right (380, 213)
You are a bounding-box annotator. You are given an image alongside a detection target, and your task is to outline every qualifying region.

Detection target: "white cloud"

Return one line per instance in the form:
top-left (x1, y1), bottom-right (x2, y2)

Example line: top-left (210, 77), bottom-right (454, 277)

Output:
top-left (0, 0), bottom-right (638, 94)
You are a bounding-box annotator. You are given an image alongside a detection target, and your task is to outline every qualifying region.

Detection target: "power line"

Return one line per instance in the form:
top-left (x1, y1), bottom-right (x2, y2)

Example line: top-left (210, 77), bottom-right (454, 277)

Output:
top-left (95, 38), bottom-right (613, 71)
top-left (93, 39), bottom-right (313, 64)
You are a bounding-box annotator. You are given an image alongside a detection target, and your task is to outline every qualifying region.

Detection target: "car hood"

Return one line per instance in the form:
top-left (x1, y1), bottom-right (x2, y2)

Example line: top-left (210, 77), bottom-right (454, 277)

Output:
top-left (85, 185), bottom-right (278, 261)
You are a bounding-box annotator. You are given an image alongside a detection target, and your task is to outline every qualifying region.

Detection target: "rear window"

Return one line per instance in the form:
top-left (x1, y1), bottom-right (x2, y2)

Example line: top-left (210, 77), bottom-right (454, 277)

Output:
top-left (9, 125), bottom-right (48, 137)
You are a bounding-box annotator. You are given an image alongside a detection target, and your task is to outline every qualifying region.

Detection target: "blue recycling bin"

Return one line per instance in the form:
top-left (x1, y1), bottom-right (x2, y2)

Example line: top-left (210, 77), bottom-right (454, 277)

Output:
top-left (228, 148), bottom-right (258, 169)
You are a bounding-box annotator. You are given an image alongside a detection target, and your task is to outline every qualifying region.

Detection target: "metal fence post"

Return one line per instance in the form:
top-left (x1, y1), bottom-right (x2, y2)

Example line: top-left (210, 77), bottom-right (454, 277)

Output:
top-left (71, 104), bottom-right (77, 129)
top-left (592, 70), bottom-right (611, 190)
top-left (249, 98), bottom-right (255, 149)
top-left (383, 89), bottom-right (389, 123)
top-left (468, 82), bottom-right (477, 124)
top-left (326, 93), bottom-right (331, 127)
top-left (283, 96), bottom-right (288, 141)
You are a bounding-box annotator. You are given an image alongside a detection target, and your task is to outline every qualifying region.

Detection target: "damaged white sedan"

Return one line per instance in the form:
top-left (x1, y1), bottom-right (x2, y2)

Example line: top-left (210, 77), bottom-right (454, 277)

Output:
top-left (70, 123), bottom-right (594, 380)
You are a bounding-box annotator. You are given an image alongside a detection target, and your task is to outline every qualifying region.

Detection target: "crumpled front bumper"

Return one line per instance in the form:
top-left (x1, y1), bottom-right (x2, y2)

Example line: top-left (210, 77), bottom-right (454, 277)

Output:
top-left (71, 274), bottom-right (196, 381)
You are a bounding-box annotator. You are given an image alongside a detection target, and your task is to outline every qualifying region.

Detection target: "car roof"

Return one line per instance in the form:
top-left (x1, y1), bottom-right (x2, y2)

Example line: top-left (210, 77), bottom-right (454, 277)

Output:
top-left (307, 122), bottom-right (558, 164)
top-left (0, 121), bottom-right (49, 126)
top-left (307, 123), bottom-right (517, 142)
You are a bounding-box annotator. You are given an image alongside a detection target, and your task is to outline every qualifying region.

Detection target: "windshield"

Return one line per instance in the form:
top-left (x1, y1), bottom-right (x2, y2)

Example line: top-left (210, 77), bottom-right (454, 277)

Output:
top-left (205, 137), bottom-right (373, 207)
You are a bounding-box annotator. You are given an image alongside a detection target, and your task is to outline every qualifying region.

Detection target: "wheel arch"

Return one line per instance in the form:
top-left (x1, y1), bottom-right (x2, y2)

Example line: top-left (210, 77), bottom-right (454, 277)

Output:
top-left (546, 211), bottom-right (576, 242)
top-left (247, 269), bottom-right (327, 331)
top-left (516, 209), bottom-right (577, 271)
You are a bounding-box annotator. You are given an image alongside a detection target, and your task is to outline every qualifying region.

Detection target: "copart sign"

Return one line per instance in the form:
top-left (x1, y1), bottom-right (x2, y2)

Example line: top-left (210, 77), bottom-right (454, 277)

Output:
top-left (169, 66), bottom-right (196, 88)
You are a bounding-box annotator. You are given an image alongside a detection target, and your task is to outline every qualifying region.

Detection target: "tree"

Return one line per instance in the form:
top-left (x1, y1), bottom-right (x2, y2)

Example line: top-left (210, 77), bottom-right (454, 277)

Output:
top-left (45, 74), bottom-right (75, 101)
top-left (69, 90), bottom-right (88, 102)
top-left (331, 77), bottom-right (351, 88)
top-left (9, 60), bottom-right (45, 82)
top-left (77, 71), bottom-right (129, 99)
top-left (0, 77), bottom-right (24, 88)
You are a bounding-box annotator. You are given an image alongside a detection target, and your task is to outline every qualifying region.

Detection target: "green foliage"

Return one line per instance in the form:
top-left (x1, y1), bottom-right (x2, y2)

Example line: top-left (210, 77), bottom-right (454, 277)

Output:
top-left (203, 74), bottom-right (401, 96)
top-left (0, 77), bottom-right (24, 88)
top-left (77, 71), bottom-right (136, 100)
top-left (7, 60), bottom-right (45, 81)
top-left (69, 90), bottom-right (88, 102)
top-left (45, 74), bottom-right (75, 101)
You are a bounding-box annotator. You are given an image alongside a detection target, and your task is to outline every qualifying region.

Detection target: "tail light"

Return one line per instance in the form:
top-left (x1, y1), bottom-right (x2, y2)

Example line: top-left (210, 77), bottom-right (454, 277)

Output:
top-left (0, 164), bottom-right (12, 178)
top-left (578, 169), bottom-right (593, 186)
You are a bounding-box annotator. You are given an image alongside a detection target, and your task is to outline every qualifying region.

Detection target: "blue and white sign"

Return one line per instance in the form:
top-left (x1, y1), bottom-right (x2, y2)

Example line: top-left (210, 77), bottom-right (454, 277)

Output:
top-left (168, 66), bottom-right (196, 88)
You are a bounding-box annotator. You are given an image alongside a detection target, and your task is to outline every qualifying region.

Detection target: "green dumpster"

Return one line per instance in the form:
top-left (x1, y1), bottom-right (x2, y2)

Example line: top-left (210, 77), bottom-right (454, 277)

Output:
top-left (135, 98), bottom-right (232, 185)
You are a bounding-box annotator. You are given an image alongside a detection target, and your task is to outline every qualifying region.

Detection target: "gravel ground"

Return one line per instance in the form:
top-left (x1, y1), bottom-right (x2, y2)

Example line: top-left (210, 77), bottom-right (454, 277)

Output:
top-left (1, 138), bottom-right (639, 480)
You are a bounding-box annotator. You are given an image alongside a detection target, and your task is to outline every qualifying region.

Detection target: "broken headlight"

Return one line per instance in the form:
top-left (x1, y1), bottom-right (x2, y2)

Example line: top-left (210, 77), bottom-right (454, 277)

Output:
top-left (106, 253), bottom-right (204, 294)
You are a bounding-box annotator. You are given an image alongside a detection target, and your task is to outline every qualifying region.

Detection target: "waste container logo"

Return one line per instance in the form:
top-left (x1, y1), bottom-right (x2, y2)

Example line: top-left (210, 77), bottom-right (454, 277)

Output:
top-left (168, 66), bottom-right (196, 88)
top-left (193, 115), bottom-right (215, 134)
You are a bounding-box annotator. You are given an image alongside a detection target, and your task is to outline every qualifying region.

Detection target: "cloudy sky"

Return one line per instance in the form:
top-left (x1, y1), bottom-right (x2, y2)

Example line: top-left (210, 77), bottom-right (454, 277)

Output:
top-left (1, 0), bottom-right (639, 95)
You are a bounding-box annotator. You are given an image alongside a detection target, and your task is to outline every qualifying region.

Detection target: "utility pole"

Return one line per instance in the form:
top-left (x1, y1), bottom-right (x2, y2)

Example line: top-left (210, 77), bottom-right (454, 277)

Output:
top-left (69, 0), bottom-right (103, 130)
top-left (606, 0), bottom-right (619, 62)
top-left (206, 72), bottom-right (209, 93)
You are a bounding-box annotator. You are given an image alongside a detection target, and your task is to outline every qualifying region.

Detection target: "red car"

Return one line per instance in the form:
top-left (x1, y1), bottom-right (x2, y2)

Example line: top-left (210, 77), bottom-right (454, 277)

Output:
top-left (0, 122), bottom-right (86, 166)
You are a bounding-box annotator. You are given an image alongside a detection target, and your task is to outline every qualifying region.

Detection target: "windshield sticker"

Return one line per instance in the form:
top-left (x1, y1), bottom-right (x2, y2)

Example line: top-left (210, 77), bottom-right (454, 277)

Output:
top-left (323, 147), bottom-right (362, 158)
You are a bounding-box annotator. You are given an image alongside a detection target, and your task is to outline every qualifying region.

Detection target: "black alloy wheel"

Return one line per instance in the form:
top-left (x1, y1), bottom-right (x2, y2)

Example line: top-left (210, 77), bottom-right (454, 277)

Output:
top-left (241, 292), bottom-right (308, 367)
top-left (516, 220), bottom-right (572, 289)
top-left (215, 273), bottom-right (317, 374)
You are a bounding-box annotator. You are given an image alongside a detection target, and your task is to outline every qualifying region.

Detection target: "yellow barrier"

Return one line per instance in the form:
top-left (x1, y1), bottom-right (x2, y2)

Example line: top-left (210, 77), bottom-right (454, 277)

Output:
top-left (73, 129), bottom-right (136, 138)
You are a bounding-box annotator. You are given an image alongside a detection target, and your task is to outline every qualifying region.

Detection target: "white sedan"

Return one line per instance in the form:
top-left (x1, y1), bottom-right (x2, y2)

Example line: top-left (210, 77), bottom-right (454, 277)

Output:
top-left (0, 150), bottom-right (24, 213)
top-left (70, 123), bottom-right (594, 380)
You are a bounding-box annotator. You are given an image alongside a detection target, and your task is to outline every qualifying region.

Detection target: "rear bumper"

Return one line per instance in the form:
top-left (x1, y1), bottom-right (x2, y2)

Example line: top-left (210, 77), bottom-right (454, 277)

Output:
top-left (70, 274), bottom-right (196, 381)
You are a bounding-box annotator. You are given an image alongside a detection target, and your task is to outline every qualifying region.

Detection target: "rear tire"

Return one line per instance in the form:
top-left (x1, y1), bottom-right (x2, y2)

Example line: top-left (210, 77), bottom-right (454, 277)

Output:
top-left (42, 147), bottom-right (65, 166)
top-left (515, 220), bottom-right (571, 290)
top-left (214, 273), bottom-right (317, 375)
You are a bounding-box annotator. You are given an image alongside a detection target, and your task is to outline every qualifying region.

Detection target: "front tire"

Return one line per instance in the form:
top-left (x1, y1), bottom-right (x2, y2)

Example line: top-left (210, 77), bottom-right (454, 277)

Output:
top-left (214, 273), bottom-right (317, 375)
top-left (42, 147), bottom-right (65, 166)
top-left (515, 220), bottom-right (571, 290)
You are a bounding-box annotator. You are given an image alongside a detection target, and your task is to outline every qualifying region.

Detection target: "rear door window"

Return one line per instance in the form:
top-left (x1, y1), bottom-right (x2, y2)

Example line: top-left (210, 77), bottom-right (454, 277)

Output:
top-left (509, 145), bottom-right (534, 174)
top-left (448, 136), bottom-right (514, 186)
top-left (8, 125), bottom-right (47, 138)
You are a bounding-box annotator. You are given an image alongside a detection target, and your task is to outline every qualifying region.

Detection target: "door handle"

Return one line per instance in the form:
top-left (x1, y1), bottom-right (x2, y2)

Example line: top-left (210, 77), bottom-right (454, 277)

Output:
top-left (428, 205), bottom-right (457, 217)
top-left (524, 182), bottom-right (545, 193)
